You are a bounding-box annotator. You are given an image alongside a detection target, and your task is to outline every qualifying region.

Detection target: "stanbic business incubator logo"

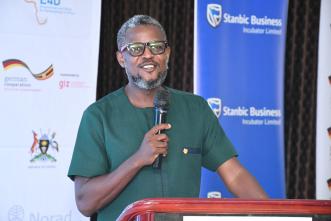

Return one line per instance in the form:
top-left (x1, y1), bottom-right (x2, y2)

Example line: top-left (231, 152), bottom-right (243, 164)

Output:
top-left (30, 130), bottom-right (59, 162)
top-left (207, 97), bottom-right (282, 126)
top-left (207, 98), bottom-right (222, 118)
top-left (206, 3), bottom-right (283, 35)
top-left (207, 4), bottom-right (222, 28)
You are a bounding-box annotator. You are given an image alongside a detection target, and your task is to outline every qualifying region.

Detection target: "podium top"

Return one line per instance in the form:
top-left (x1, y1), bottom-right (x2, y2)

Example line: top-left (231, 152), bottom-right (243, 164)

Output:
top-left (116, 198), bottom-right (331, 221)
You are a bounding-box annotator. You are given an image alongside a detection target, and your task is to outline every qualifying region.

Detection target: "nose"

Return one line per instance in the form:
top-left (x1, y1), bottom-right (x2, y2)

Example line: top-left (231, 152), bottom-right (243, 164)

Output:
top-left (141, 46), bottom-right (154, 58)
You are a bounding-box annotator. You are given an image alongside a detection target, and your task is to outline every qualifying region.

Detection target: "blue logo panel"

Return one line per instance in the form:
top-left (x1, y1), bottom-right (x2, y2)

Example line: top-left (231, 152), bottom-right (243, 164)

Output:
top-left (195, 0), bottom-right (288, 198)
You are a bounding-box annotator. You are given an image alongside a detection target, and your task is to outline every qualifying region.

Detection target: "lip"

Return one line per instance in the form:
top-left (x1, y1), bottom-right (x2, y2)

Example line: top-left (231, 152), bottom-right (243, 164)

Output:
top-left (138, 61), bottom-right (159, 72)
top-left (138, 61), bottom-right (158, 68)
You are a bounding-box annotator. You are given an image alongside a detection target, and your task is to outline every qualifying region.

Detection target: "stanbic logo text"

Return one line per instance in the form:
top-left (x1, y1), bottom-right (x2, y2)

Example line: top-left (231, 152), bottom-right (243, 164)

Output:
top-left (223, 14), bottom-right (282, 27)
top-left (206, 4), bottom-right (282, 28)
top-left (223, 106), bottom-right (281, 117)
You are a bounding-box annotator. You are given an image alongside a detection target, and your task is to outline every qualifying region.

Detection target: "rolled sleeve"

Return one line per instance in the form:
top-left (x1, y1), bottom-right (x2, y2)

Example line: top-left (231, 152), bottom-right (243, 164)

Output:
top-left (201, 99), bottom-right (238, 171)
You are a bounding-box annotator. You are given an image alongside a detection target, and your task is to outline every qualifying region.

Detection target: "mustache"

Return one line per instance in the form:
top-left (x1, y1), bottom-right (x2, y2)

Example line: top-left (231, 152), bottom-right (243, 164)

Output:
top-left (138, 58), bottom-right (159, 68)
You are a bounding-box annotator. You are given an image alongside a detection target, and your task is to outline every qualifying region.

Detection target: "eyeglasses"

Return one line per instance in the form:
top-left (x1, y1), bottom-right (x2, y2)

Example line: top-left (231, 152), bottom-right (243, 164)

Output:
top-left (120, 41), bottom-right (168, 57)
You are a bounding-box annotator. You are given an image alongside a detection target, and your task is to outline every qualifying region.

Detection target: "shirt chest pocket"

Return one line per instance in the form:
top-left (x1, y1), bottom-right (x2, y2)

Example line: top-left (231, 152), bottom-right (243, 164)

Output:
top-left (179, 146), bottom-right (202, 169)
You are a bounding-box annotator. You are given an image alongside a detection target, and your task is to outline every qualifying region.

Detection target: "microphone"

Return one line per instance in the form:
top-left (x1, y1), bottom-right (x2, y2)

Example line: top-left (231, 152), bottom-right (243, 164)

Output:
top-left (152, 88), bottom-right (170, 169)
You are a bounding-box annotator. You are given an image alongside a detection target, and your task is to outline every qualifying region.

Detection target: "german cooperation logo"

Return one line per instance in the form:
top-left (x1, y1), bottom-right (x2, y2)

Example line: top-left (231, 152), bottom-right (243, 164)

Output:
top-left (207, 97), bottom-right (282, 126)
top-left (206, 3), bottom-right (283, 35)
top-left (30, 130), bottom-right (59, 162)
top-left (2, 59), bottom-right (54, 91)
top-left (2, 59), bottom-right (54, 80)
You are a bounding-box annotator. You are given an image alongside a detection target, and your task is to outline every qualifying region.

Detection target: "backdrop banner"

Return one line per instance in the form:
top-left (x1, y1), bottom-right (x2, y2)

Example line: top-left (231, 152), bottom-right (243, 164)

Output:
top-left (316, 0), bottom-right (331, 200)
top-left (194, 0), bottom-right (288, 198)
top-left (0, 0), bottom-right (101, 220)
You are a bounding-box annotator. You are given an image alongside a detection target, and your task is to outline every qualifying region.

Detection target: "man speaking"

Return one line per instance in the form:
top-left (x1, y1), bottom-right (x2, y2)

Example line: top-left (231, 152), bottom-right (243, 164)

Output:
top-left (68, 15), bottom-right (267, 221)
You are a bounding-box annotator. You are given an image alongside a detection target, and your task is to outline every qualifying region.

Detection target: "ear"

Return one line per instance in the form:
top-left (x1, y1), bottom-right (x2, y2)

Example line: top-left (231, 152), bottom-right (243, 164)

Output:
top-left (116, 51), bottom-right (125, 68)
top-left (165, 47), bottom-right (171, 61)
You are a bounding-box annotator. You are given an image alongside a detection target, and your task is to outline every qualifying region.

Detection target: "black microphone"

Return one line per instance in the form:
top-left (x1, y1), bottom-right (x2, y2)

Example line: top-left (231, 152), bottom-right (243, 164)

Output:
top-left (152, 88), bottom-right (170, 169)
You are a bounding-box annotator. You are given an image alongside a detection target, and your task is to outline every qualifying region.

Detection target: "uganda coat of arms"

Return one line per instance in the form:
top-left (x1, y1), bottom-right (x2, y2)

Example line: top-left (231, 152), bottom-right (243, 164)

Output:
top-left (30, 130), bottom-right (59, 162)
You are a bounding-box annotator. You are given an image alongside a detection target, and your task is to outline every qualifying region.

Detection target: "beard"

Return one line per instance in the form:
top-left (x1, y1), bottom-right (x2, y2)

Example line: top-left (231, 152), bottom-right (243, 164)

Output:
top-left (126, 69), bottom-right (168, 90)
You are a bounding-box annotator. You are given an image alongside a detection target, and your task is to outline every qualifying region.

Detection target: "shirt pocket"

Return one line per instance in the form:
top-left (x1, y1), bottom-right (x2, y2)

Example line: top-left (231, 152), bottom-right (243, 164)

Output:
top-left (180, 146), bottom-right (202, 168)
top-left (166, 146), bottom-right (202, 196)
top-left (182, 147), bottom-right (201, 155)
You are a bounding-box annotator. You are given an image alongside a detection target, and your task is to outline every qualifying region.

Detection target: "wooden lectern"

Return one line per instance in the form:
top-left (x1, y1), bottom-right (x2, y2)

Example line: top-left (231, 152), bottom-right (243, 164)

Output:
top-left (116, 198), bottom-right (331, 221)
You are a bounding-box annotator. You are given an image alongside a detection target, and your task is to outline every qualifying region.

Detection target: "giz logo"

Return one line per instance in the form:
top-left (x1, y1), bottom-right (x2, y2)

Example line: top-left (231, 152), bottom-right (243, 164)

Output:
top-left (207, 98), bottom-right (222, 118)
top-left (207, 4), bottom-right (222, 28)
top-left (30, 130), bottom-right (59, 162)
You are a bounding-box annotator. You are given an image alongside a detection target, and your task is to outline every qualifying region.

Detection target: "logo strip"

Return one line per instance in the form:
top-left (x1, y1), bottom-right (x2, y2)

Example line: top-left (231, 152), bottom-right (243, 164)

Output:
top-left (3, 59), bottom-right (54, 80)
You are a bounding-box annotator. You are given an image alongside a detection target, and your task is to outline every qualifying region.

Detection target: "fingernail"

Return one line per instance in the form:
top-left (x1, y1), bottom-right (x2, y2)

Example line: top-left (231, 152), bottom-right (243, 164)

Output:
top-left (168, 123), bottom-right (171, 128)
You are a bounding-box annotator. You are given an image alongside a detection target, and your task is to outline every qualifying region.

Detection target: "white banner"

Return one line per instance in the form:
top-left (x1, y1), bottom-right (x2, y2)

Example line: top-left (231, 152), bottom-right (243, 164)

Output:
top-left (316, 0), bottom-right (331, 199)
top-left (0, 0), bottom-right (101, 220)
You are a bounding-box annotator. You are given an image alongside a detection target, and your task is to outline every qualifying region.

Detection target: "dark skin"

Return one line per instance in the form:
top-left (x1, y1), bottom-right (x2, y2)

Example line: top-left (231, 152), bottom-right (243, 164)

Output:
top-left (74, 25), bottom-right (268, 217)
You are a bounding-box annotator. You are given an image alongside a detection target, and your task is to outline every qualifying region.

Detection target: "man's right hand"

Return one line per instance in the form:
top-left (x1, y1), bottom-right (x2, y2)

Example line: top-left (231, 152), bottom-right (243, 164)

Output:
top-left (74, 123), bottom-right (172, 217)
top-left (134, 123), bottom-right (171, 166)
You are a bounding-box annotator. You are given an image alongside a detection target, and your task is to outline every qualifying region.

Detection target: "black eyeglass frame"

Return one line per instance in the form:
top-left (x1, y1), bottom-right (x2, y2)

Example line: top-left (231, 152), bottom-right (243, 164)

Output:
top-left (120, 40), bottom-right (169, 57)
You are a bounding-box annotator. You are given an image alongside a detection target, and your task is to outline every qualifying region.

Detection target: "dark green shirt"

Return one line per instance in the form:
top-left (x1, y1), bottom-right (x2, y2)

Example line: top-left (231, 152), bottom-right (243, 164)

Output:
top-left (68, 87), bottom-right (237, 221)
